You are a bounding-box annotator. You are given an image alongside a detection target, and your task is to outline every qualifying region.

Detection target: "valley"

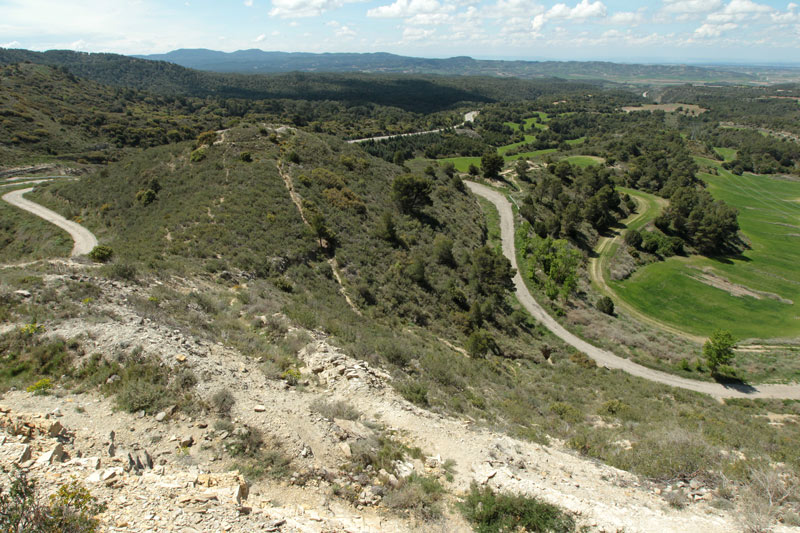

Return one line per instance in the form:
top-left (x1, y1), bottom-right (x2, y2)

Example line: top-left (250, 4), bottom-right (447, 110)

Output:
top-left (1, 48), bottom-right (800, 532)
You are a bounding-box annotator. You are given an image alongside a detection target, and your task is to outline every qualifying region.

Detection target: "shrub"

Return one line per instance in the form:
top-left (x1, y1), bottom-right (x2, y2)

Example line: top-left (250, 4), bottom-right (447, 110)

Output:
top-left (240, 151), bottom-right (252, 162)
top-left (311, 399), bottom-right (360, 421)
top-left (190, 147), bottom-right (207, 162)
top-left (466, 330), bottom-right (492, 357)
top-left (26, 378), bottom-right (52, 395)
top-left (102, 263), bottom-right (137, 281)
top-left (0, 470), bottom-right (105, 533)
top-left (397, 380), bottom-right (428, 406)
top-left (384, 474), bottom-right (445, 520)
top-left (211, 389), bottom-right (235, 417)
top-left (623, 229), bottom-right (642, 249)
top-left (703, 329), bottom-right (736, 374)
top-left (135, 189), bottom-right (156, 205)
top-left (88, 245), bottom-right (113, 263)
top-left (595, 296), bottom-right (614, 315)
top-left (459, 483), bottom-right (575, 533)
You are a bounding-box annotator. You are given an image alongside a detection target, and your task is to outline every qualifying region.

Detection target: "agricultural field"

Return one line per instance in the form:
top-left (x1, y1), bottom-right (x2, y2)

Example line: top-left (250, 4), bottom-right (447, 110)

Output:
top-left (610, 161), bottom-right (800, 343)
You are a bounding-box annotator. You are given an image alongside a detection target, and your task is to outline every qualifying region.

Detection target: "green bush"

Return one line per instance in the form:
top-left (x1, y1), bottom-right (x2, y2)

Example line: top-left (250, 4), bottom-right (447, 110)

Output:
top-left (0, 469), bottom-right (105, 533)
top-left (459, 483), bottom-right (575, 533)
top-left (26, 378), bottom-right (52, 395)
top-left (595, 296), bottom-right (614, 315)
top-left (311, 399), bottom-right (359, 421)
top-left (384, 474), bottom-right (445, 520)
top-left (88, 245), bottom-right (113, 263)
top-left (397, 380), bottom-right (428, 406)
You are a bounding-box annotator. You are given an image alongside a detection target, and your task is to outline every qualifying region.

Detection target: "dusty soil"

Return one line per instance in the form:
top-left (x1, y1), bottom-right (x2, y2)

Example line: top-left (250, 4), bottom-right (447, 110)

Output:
top-left (0, 268), bottom-right (768, 532)
top-left (689, 267), bottom-right (793, 305)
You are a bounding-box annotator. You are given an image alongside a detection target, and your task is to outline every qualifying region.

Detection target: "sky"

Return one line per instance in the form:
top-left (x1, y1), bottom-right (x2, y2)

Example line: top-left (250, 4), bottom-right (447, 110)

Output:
top-left (1, 0), bottom-right (800, 64)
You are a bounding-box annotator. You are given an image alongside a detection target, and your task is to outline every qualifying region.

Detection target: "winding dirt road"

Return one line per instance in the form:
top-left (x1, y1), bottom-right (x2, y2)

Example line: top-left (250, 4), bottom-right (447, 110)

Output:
top-left (346, 110), bottom-right (479, 144)
top-left (466, 180), bottom-right (800, 400)
top-left (587, 192), bottom-right (706, 344)
top-left (2, 183), bottom-right (97, 257)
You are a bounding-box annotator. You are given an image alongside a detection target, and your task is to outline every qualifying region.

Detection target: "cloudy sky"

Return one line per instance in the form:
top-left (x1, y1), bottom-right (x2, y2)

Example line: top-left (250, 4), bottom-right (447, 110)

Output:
top-left (1, 0), bottom-right (799, 63)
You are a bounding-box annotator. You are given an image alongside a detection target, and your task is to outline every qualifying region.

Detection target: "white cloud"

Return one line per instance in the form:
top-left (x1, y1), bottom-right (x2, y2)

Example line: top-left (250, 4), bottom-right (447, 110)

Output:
top-left (367, 0), bottom-right (452, 18)
top-left (69, 39), bottom-right (89, 50)
top-left (608, 11), bottom-right (645, 26)
top-left (662, 0), bottom-right (722, 15)
top-left (694, 21), bottom-right (738, 36)
top-left (255, 33), bottom-right (266, 41)
top-left (489, 0), bottom-right (544, 18)
top-left (244, 0), bottom-right (254, 6)
top-left (531, 0), bottom-right (606, 33)
top-left (406, 12), bottom-right (452, 24)
top-left (401, 26), bottom-right (435, 40)
top-left (335, 24), bottom-right (356, 36)
top-left (707, 0), bottom-right (773, 22)
top-left (1, 41), bottom-right (22, 48)
top-left (269, 0), bottom-right (358, 17)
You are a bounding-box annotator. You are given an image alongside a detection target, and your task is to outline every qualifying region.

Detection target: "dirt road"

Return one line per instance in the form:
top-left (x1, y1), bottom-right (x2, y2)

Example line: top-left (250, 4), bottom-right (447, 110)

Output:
top-left (466, 180), bottom-right (800, 400)
top-left (587, 191), bottom-right (705, 344)
top-left (347, 110), bottom-right (478, 144)
top-left (2, 185), bottom-right (97, 257)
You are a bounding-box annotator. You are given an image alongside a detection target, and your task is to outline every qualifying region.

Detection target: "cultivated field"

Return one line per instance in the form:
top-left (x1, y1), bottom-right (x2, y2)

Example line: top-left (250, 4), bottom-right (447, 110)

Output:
top-left (611, 161), bottom-right (800, 345)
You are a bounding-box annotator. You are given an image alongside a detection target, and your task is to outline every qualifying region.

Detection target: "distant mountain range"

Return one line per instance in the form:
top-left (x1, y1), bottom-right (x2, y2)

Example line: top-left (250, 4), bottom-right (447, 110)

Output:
top-left (133, 49), bottom-right (784, 84)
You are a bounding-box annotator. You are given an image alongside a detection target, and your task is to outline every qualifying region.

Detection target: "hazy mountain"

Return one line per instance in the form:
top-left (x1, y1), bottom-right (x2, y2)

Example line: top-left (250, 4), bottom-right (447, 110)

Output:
top-left (134, 48), bottom-right (761, 83)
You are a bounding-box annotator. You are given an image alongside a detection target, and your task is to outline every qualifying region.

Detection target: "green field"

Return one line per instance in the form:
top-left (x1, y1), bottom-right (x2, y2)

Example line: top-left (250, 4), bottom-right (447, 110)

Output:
top-left (504, 112), bottom-right (549, 132)
top-left (714, 146), bottom-right (737, 161)
top-left (563, 155), bottom-right (603, 167)
top-left (610, 163), bottom-right (800, 341)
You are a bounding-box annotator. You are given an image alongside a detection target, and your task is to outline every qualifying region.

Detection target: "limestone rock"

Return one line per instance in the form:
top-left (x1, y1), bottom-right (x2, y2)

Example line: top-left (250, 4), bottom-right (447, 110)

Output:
top-left (35, 443), bottom-right (64, 465)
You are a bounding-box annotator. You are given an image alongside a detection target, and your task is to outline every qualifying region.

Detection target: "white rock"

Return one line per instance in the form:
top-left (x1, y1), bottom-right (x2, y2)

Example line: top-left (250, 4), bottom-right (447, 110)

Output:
top-left (254, 405), bottom-right (266, 412)
top-left (35, 443), bottom-right (64, 465)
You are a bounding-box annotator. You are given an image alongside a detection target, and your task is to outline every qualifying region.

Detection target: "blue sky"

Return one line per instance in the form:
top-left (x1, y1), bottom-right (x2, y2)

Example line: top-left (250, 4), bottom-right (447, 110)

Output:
top-left (1, 0), bottom-right (799, 63)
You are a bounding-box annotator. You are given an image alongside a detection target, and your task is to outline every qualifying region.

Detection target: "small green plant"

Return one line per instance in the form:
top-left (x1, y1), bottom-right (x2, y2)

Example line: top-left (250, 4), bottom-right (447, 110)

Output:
top-left (703, 329), bottom-right (735, 374)
top-left (20, 322), bottom-right (45, 336)
top-left (459, 483), bottom-right (575, 533)
top-left (311, 399), bottom-right (360, 421)
top-left (211, 389), bottom-right (236, 417)
top-left (0, 470), bottom-right (105, 533)
top-left (281, 367), bottom-right (301, 386)
top-left (88, 245), bottom-right (113, 263)
top-left (190, 147), bottom-right (207, 162)
top-left (26, 378), bottom-right (52, 395)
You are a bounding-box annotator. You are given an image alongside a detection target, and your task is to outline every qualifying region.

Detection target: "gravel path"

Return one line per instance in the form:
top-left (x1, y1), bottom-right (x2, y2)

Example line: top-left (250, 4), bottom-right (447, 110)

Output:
top-left (466, 180), bottom-right (800, 400)
top-left (2, 184), bottom-right (98, 257)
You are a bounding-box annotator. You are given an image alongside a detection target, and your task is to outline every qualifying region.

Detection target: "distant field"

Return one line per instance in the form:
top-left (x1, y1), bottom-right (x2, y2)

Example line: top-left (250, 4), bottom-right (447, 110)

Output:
top-left (563, 155), bottom-right (603, 167)
top-left (713, 147), bottom-right (737, 161)
top-left (505, 112), bottom-right (549, 132)
top-left (611, 161), bottom-right (800, 342)
top-left (622, 103), bottom-right (707, 115)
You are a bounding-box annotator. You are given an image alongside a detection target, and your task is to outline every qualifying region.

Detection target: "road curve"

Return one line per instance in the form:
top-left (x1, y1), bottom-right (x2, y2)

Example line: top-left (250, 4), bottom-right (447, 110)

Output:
top-left (588, 192), bottom-right (705, 345)
top-left (466, 180), bottom-right (800, 400)
top-left (2, 186), bottom-right (98, 257)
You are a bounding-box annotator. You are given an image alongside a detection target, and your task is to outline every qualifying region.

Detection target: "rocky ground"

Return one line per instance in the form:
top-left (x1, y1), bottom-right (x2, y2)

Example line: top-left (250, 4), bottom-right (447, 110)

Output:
top-left (0, 263), bottom-right (793, 532)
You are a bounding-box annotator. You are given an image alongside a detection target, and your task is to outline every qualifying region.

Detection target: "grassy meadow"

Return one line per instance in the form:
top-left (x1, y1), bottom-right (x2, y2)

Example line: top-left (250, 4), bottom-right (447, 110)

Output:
top-left (610, 161), bottom-right (800, 344)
